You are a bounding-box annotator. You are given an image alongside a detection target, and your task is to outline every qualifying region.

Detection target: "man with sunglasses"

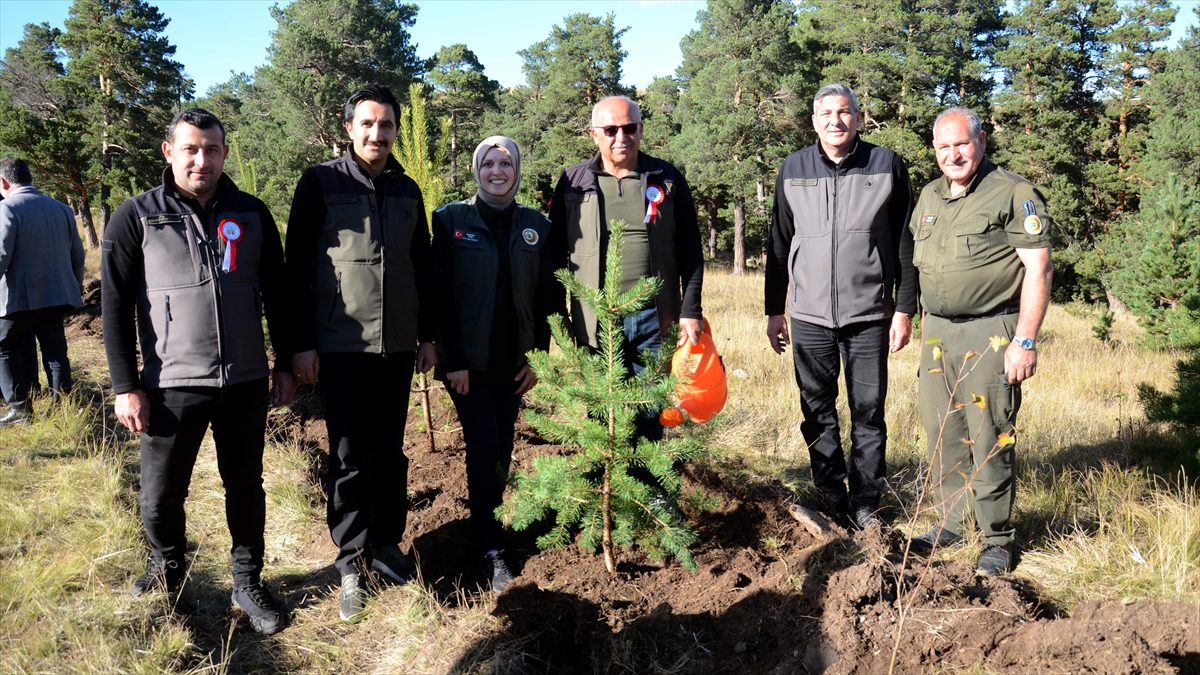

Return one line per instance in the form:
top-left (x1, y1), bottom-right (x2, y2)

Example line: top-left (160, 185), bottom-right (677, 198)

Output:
top-left (549, 95), bottom-right (704, 444)
top-left (765, 83), bottom-right (916, 531)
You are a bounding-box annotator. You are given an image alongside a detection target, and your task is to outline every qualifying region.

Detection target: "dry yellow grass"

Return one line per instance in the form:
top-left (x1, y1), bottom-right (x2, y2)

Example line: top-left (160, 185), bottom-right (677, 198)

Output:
top-left (0, 263), bottom-right (1195, 674)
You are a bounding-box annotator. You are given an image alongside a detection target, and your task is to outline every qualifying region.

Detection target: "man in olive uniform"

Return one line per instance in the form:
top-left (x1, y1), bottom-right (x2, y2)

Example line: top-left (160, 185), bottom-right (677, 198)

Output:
top-left (908, 107), bottom-right (1052, 576)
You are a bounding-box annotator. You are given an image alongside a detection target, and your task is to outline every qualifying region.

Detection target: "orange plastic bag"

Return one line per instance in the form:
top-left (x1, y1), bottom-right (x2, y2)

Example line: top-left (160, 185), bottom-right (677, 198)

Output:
top-left (659, 320), bottom-right (727, 427)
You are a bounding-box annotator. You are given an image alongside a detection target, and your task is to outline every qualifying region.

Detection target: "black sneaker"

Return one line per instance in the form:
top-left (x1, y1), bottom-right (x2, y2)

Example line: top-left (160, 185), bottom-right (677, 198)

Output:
top-left (370, 544), bottom-right (416, 585)
top-left (908, 527), bottom-right (962, 554)
top-left (232, 580), bottom-right (287, 635)
top-left (851, 505), bottom-right (883, 530)
top-left (481, 550), bottom-right (514, 593)
top-left (129, 557), bottom-right (183, 597)
top-left (975, 545), bottom-right (1013, 577)
top-left (817, 485), bottom-right (849, 517)
top-left (339, 572), bottom-right (366, 622)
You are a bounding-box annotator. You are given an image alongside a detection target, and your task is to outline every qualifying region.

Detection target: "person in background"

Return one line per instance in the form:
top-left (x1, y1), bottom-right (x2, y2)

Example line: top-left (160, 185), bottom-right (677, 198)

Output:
top-left (432, 136), bottom-right (558, 593)
top-left (0, 156), bottom-right (84, 427)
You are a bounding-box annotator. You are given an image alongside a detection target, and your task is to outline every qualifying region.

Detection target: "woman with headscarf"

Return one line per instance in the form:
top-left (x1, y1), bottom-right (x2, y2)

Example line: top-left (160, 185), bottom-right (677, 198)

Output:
top-left (431, 136), bottom-right (559, 593)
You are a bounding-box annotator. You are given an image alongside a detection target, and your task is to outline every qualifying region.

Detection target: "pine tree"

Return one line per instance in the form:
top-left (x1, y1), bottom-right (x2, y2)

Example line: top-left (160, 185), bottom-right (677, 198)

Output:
top-left (0, 23), bottom-right (99, 246)
top-left (489, 13), bottom-right (631, 204)
top-left (672, 0), bottom-right (805, 274)
top-left (500, 221), bottom-right (709, 574)
top-left (426, 44), bottom-right (499, 194)
top-left (59, 0), bottom-right (191, 228)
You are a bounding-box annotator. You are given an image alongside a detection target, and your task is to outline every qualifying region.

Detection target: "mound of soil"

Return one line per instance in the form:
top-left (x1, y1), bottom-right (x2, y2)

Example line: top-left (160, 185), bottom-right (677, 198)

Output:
top-left (393, 398), bottom-right (1199, 674)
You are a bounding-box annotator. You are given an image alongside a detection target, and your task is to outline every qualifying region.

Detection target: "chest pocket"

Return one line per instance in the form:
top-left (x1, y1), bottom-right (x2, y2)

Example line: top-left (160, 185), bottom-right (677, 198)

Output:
top-left (953, 217), bottom-right (996, 264)
top-left (142, 213), bottom-right (201, 290)
top-left (911, 220), bottom-right (935, 270)
top-left (322, 193), bottom-right (376, 262)
top-left (565, 192), bottom-right (599, 257)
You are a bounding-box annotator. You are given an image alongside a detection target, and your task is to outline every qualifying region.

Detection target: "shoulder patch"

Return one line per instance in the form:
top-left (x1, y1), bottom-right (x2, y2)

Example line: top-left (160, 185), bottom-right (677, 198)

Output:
top-left (1023, 214), bottom-right (1043, 235)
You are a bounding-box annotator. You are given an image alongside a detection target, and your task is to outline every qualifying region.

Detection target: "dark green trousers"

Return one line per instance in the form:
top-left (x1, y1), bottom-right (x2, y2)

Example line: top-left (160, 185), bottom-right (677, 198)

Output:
top-left (918, 313), bottom-right (1021, 546)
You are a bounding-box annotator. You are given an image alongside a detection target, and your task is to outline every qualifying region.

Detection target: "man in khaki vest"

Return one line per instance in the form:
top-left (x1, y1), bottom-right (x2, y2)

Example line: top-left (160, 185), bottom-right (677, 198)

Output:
top-left (908, 107), bottom-right (1053, 576)
top-left (548, 94), bottom-right (705, 489)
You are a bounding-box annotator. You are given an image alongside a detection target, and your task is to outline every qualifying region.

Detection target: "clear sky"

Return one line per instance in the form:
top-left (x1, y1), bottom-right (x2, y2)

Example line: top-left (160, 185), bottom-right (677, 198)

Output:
top-left (0, 0), bottom-right (1196, 97)
top-left (0, 0), bottom-right (706, 95)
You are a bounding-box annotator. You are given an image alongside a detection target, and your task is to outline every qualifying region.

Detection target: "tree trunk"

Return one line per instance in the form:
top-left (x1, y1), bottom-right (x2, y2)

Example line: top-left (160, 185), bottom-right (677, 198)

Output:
top-left (601, 466), bottom-right (615, 574)
top-left (449, 109), bottom-right (459, 189)
top-left (732, 198), bottom-right (746, 275)
top-left (74, 184), bottom-right (98, 248)
top-left (1106, 288), bottom-right (1133, 322)
top-left (707, 198), bottom-right (718, 260)
top-left (100, 147), bottom-right (112, 229)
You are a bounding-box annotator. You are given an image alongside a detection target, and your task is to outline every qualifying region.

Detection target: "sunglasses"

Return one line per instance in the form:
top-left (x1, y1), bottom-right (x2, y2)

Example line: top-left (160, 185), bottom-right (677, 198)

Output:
top-left (594, 123), bottom-right (640, 137)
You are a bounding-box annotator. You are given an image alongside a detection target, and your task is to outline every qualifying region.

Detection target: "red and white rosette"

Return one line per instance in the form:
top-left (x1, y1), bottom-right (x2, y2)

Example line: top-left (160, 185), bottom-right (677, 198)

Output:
top-left (218, 219), bottom-right (243, 272)
top-left (644, 184), bottom-right (665, 224)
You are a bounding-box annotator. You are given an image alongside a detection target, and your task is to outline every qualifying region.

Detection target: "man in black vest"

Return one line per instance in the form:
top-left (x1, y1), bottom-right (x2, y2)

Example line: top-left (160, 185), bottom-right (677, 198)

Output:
top-left (102, 108), bottom-right (294, 635)
top-left (765, 84), bottom-right (916, 530)
top-left (286, 85), bottom-right (436, 622)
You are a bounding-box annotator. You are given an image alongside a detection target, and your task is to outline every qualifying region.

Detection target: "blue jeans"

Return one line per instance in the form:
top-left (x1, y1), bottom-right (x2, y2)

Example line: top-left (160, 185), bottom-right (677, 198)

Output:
top-left (622, 306), bottom-right (665, 443)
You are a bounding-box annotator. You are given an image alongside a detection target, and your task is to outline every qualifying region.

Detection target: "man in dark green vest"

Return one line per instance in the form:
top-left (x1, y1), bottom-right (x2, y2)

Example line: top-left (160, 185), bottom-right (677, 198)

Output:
top-left (286, 85), bottom-right (437, 622)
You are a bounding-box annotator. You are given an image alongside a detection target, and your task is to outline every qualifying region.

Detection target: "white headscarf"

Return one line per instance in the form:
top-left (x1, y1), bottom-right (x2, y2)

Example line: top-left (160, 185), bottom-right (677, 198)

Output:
top-left (472, 135), bottom-right (521, 210)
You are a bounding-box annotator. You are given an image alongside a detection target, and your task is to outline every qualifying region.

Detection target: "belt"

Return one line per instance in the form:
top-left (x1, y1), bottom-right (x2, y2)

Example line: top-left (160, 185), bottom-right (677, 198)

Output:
top-left (930, 306), bottom-right (1019, 323)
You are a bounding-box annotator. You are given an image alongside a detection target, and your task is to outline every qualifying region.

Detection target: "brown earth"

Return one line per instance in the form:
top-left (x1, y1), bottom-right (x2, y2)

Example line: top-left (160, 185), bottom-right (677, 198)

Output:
top-left (62, 296), bottom-right (1199, 673)
top-left (389, 395), bottom-right (1199, 674)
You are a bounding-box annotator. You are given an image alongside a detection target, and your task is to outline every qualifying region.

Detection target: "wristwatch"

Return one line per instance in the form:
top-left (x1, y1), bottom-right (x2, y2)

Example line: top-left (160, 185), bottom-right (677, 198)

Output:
top-left (1013, 336), bottom-right (1036, 350)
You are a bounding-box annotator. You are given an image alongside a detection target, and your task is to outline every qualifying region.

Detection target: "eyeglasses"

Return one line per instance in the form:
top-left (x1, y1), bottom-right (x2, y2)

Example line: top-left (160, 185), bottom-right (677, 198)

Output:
top-left (594, 123), bottom-right (640, 138)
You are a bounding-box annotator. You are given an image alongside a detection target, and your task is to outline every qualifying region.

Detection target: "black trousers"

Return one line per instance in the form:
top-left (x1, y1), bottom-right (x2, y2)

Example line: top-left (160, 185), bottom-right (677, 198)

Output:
top-left (448, 377), bottom-right (522, 554)
top-left (789, 317), bottom-right (888, 508)
top-left (319, 351), bottom-right (414, 574)
top-left (138, 379), bottom-right (268, 582)
top-left (0, 306), bottom-right (72, 410)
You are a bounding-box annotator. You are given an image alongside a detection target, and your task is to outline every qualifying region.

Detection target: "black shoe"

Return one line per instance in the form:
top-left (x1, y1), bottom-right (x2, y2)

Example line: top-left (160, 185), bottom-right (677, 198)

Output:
top-left (370, 544), bottom-right (416, 585)
top-left (339, 572), bottom-right (366, 622)
top-left (0, 407), bottom-right (30, 427)
top-left (817, 485), bottom-right (849, 517)
top-left (481, 550), bottom-right (514, 593)
top-left (908, 527), bottom-right (962, 554)
top-left (975, 545), bottom-right (1013, 577)
top-left (129, 557), bottom-right (183, 597)
top-left (851, 505), bottom-right (883, 530)
top-left (232, 580), bottom-right (287, 635)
